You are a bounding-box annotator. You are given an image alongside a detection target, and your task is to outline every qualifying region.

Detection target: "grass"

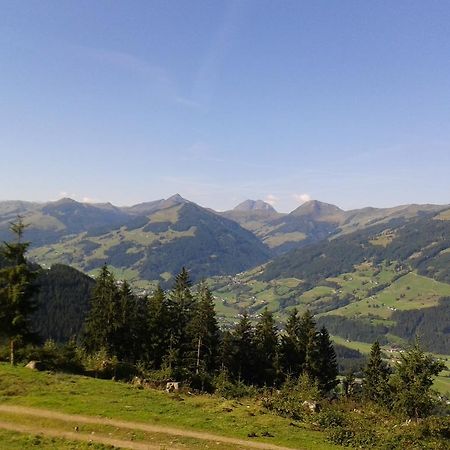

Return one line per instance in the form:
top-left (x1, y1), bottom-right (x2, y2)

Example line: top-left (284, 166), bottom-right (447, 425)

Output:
top-left (263, 232), bottom-right (307, 248)
top-left (0, 364), bottom-right (342, 450)
top-left (0, 430), bottom-right (111, 449)
top-left (329, 272), bottom-right (450, 319)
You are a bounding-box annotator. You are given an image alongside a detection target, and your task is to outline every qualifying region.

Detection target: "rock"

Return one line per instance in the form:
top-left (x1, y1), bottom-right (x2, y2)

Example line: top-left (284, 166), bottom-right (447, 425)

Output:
top-left (302, 400), bottom-right (320, 413)
top-left (165, 381), bottom-right (180, 393)
top-left (25, 361), bottom-right (44, 371)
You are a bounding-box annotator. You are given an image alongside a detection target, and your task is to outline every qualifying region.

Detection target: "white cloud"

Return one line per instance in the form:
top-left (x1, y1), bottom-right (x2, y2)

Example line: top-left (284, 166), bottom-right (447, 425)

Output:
top-left (293, 193), bottom-right (311, 204)
top-left (265, 194), bottom-right (278, 206)
top-left (82, 197), bottom-right (96, 204)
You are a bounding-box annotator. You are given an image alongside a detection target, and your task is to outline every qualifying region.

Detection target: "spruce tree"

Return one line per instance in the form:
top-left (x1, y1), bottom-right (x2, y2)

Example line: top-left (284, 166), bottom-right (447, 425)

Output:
top-left (0, 217), bottom-right (38, 365)
top-left (363, 341), bottom-right (390, 405)
top-left (83, 265), bottom-right (120, 355)
top-left (231, 312), bottom-right (256, 384)
top-left (189, 281), bottom-right (219, 374)
top-left (315, 326), bottom-right (339, 393)
top-left (300, 310), bottom-right (319, 378)
top-left (219, 330), bottom-right (234, 374)
top-left (280, 308), bottom-right (304, 377)
top-left (145, 285), bottom-right (170, 369)
top-left (115, 280), bottom-right (138, 362)
top-left (254, 308), bottom-right (279, 385)
top-left (166, 267), bottom-right (196, 376)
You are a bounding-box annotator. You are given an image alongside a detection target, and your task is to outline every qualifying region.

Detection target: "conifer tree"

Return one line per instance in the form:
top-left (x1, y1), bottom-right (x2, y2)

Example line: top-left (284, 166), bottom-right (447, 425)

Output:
top-left (254, 308), bottom-right (279, 385)
top-left (145, 285), bottom-right (170, 369)
top-left (83, 265), bottom-right (120, 355)
top-left (363, 341), bottom-right (390, 404)
top-left (189, 281), bottom-right (219, 374)
top-left (115, 280), bottom-right (138, 362)
top-left (219, 329), bottom-right (234, 374)
top-left (300, 310), bottom-right (319, 378)
top-left (280, 308), bottom-right (304, 377)
top-left (0, 218), bottom-right (38, 365)
top-left (166, 267), bottom-right (196, 375)
top-left (230, 312), bottom-right (256, 383)
top-left (315, 326), bottom-right (338, 393)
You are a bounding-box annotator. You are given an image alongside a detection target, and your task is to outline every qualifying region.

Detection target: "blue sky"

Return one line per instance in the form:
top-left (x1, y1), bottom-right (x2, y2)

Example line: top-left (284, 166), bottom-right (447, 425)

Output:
top-left (1, 1), bottom-right (449, 212)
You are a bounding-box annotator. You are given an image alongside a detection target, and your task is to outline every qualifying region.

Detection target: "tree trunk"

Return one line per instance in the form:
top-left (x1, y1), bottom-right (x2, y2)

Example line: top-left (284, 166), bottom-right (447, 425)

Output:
top-left (196, 336), bottom-right (202, 374)
top-left (10, 339), bottom-right (15, 366)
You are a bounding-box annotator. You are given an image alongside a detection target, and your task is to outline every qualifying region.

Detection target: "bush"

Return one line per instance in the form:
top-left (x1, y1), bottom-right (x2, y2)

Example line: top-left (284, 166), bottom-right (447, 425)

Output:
top-left (80, 348), bottom-right (138, 380)
top-left (262, 374), bottom-right (321, 420)
top-left (316, 408), bottom-right (347, 429)
top-left (214, 372), bottom-right (258, 399)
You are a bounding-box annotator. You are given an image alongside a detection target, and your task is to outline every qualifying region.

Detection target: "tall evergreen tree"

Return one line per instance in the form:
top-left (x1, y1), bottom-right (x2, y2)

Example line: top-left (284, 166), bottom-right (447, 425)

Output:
top-left (363, 341), bottom-right (390, 405)
top-left (189, 281), bottom-right (219, 374)
top-left (144, 285), bottom-right (170, 369)
top-left (219, 329), bottom-right (235, 374)
top-left (315, 326), bottom-right (339, 393)
top-left (83, 265), bottom-right (120, 355)
top-left (115, 280), bottom-right (138, 362)
top-left (279, 308), bottom-right (304, 377)
top-left (254, 308), bottom-right (279, 385)
top-left (0, 218), bottom-right (38, 365)
top-left (166, 267), bottom-right (196, 375)
top-left (230, 312), bottom-right (256, 384)
top-left (300, 310), bottom-right (319, 378)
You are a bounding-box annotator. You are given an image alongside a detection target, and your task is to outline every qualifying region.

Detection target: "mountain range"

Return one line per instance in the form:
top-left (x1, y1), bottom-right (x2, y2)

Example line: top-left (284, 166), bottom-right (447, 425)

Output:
top-left (1, 195), bottom-right (448, 285)
top-left (1, 195), bottom-right (449, 367)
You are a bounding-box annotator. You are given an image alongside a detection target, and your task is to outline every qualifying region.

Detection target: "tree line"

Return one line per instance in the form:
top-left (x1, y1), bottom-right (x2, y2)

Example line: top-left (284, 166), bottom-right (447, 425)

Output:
top-left (83, 264), bottom-right (339, 391)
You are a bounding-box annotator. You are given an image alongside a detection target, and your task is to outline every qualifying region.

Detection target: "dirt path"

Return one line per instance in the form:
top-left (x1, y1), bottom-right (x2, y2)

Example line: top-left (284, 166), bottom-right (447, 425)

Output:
top-left (0, 405), bottom-right (297, 450)
top-left (0, 420), bottom-right (167, 449)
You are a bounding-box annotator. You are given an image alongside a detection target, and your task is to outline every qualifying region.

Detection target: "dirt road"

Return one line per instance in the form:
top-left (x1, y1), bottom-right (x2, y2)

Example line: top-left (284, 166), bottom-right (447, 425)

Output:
top-left (0, 404), bottom-right (297, 450)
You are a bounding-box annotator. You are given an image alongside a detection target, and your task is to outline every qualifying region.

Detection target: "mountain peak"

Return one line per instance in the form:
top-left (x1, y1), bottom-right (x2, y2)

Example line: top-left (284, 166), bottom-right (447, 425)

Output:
top-left (160, 194), bottom-right (190, 209)
top-left (233, 199), bottom-right (277, 213)
top-left (290, 200), bottom-right (344, 221)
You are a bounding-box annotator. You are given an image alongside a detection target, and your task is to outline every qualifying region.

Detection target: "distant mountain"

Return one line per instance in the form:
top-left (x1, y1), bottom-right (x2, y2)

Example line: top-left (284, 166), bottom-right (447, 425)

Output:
top-left (209, 207), bottom-right (450, 354)
top-left (223, 199), bottom-right (449, 255)
top-left (289, 200), bottom-right (345, 221)
top-left (1, 196), bottom-right (271, 284)
top-left (1, 195), bottom-right (448, 284)
top-left (233, 199), bottom-right (277, 213)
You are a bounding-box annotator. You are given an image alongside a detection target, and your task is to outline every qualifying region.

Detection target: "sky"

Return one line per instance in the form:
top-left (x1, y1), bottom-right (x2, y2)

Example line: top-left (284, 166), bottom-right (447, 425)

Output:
top-left (1, 0), bottom-right (449, 213)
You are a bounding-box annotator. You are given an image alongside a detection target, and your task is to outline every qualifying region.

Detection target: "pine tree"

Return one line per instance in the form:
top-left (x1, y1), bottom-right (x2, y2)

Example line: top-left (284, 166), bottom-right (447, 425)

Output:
top-left (115, 280), bottom-right (138, 362)
top-left (390, 340), bottom-right (445, 419)
top-left (363, 341), bottom-right (390, 405)
top-left (280, 308), bottom-right (305, 377)
top-left (166, 267), bottom-right (196, 376)
top-left (189, 281), bottom-right (219, 374)
top-left (231, 312), bottom-right (256, 384)
top-left (254, 308), bottom-right (279, 386)
top-left (219, 330), bottom-right (234, 374)
top-left (300, 310), bottom-right (319, 378)
top-left (145, 285), bottom-right (170, 369)
top-left (315, 326), bottom-right (339, 393)
top-left (0, 217), bottom-right (38, 365)
top-left (83, 265), bottom-right (120, 355)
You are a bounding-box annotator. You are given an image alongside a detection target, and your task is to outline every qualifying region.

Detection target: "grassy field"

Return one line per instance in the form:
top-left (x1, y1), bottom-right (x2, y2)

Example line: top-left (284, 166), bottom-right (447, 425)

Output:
top-left (0, 364), bottom-right (342, 450)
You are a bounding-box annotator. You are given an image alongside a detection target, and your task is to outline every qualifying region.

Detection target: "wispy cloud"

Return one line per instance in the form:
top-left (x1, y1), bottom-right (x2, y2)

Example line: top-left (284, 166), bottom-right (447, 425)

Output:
top-left (57, 191), bottom-right (99, 204)
top-left (72, 45), bottom-right (201, 109)
top-left (265, 194), bottom-right (278, 206)
top-left (293, 193), bottom-right (311, 204)
top-left (191, 1), bottom-right (246, 110)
